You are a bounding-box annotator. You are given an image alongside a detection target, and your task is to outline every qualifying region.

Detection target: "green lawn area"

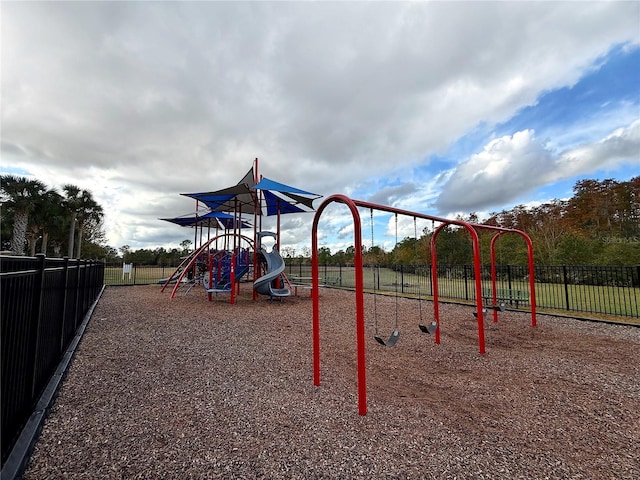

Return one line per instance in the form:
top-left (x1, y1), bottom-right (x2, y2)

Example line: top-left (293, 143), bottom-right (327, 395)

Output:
top-left (105, 264), bottom-right (639, 321)
top-left (315, 266), bottom-right (640, 320)
top-left (104, 265), bottom-right (174, 286)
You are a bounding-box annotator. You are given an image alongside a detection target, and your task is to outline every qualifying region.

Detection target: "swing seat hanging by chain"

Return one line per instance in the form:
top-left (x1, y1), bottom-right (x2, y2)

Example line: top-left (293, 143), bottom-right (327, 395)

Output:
top-left (413, 218), bottom-right (438, 335)
top-left (418, 321), bottom-right (437, 334)
top-left (370, 210), bottom-right (401, 348)
top-left (488, 303), bottom-right (506, 312)
top-left (374, 329), bottom-right (400, 347)
top-left (473, 308), bottom-right (488, 318)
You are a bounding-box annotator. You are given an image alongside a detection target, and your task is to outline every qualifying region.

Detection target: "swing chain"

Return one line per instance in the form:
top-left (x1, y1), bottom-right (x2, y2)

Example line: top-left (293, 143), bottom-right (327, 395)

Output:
top-left (370, 209), bottom-right (400, 347)
top-left (414, 217), bottom-right (423, 320)
top-left (394, 213), bottom-right (399, 331)
top-left (370, 209), bottom-right (379, 335)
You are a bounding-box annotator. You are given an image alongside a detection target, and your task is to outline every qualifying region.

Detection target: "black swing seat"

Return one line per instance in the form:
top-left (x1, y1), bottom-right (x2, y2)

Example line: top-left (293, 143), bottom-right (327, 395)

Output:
top-left (473, 302), bottom-right (506, 317)
top-left (418, 321), bottom-right (437, 334)
top-left (488, 303), bottom-right (506, 312)
top-left (473, 307), bottom-right (488, 318)
top-left (374, 330), bottom-right (400, 347)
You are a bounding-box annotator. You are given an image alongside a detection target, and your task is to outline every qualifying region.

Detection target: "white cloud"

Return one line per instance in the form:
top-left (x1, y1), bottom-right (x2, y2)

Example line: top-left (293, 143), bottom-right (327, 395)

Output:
top-left (435, 120), bottom-right (640, 214)
top-left (1, 1), bottom-right (639, 251)
top-left (554, 120), bottom-right (640, 179)
top-left (435, 130), bottom-right (555, 212)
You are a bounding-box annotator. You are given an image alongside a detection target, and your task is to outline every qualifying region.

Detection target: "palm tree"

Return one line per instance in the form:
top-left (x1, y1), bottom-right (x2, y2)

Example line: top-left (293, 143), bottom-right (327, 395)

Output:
top-left (27, 188), bottom-right (66, 256)
top-left (63, 185), bottom-right (104, 258)
top-left (62, 184), bottom-right (82, 258)
top-left (75, 191), bottom-right (104, 258)
top-left (0, 175), bottom-right (47, 255)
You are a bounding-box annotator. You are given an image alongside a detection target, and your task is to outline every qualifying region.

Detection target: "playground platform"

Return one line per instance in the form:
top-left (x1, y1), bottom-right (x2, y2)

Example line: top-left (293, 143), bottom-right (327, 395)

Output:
top-left (19, 285), bottom-right (640, 479)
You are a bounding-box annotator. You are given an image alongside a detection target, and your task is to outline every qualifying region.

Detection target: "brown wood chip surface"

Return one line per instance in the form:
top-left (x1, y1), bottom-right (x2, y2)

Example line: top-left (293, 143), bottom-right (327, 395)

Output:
top-left (23, 285), bottom-right (640, 479)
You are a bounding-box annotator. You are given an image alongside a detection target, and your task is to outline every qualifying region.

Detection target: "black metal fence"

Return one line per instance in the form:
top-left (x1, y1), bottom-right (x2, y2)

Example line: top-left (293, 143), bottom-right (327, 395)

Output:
top-left (98, 261), bottom-right (639, 319)
top-left (284, 262), bottom-right (640, 319)
top-left (1, 255), bottom-right (104, 466)
top-left (103, 263), bottom-right (178, 286)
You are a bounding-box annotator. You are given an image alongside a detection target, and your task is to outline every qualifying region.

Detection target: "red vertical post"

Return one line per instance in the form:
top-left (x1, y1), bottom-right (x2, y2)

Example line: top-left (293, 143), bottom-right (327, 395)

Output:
top-left (312, 223), bottom-right (320, 386)
top-left (468, 227), bottom-right (486, 354)
top-left (524, 234), bottom-right (537, 327)
top-left (351, 204), bottom-right (366, 416)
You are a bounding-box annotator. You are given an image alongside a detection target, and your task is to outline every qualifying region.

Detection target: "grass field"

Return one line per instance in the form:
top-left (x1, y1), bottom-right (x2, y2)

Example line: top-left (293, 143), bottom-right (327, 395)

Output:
top-left (104, 264), bottom-right (640, 321)
top-left (311, 266), bottom-right (640, 320)
top-left (104, 265), bottom-right (174, 286)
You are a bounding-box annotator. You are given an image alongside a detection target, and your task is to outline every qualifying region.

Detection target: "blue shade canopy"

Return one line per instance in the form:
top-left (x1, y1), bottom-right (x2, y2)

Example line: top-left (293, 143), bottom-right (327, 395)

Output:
top-left (253, 177), bottom-right (319, 196)
top-left (160, 211), bottom-right (251, 229)
top-left (181, 168), bottom-right (258, 214)
top-left (252, 177), bottom-right (322, 216)
top-left (178, 168), bottom-right (322, 217)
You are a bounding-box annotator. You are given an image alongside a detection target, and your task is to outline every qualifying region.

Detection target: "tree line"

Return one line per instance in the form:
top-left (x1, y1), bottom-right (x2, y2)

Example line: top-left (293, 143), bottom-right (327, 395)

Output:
top-left (2, 175), bottom-right (638, 266)
top-left (118, 241), bottom-right (193, 267)
top-left (299, 177), bottom-right (640, 267)
top-left (1, 175), bottom-right (111, 259)
top-left (0, 175), bottom-right (202, 266)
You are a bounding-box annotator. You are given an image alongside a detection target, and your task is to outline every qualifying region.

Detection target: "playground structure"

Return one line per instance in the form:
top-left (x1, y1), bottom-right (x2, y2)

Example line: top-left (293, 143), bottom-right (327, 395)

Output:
top-left (161, 233), bottom-right (254, 302)
top-left (159, 162), bottom-right (539, 416)
top-left (160, 158), bottom-right (321, 302)
top-left (311, 194), bottom-right (537, 415)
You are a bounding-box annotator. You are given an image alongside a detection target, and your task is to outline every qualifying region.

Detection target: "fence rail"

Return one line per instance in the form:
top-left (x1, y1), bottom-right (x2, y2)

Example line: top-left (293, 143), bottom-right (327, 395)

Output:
top-left (101, 261), bottom-right (640, 318)
top-left (284, 262), bottom-right (640, 319)
top-left (103, 263), bottom-right (178, 286)
top-left (1, 254), bottom-right (104, 466)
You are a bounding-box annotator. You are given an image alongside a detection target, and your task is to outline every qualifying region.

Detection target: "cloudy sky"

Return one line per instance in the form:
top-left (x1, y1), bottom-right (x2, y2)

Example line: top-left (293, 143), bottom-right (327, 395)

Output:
top-left (2, 1), bottom-right (639, 255)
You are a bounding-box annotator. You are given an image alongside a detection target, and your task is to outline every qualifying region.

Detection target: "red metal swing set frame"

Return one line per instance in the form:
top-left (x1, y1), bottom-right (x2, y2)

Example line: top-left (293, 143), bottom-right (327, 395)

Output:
top-left (311, 194), bottom-right (537, 415)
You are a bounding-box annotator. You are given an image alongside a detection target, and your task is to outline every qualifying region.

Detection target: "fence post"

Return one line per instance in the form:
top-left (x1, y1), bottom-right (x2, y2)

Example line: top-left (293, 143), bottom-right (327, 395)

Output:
top-left (400, 265), bottom-right (404, 294)
top-left (60, 257), bottom-right (70, 354)
top-left (29, 254), bottom-right (46, 399)
top-left (562, 265), bottom-right (570, 311)
top-left (73, 259), bottom-right (82, 328)
top-left (463, 264), bottom-right (469, 301)
top-left (81, 260), bottom-right (89, 313)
